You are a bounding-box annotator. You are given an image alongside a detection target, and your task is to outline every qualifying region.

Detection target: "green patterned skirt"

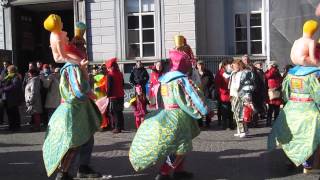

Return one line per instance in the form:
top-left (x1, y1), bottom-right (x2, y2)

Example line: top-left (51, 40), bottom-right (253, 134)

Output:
top-left (129, 109), bottom-right (200, 171)
top-left (43, 99), bottom-right (101, 176)
top-left (268, 101), bottom-right (320, 166)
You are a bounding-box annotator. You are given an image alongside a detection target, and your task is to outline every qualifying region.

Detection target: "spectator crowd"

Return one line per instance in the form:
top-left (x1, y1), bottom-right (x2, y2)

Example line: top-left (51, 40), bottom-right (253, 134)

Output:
top-left (0, 54), bottom-right (290, 137)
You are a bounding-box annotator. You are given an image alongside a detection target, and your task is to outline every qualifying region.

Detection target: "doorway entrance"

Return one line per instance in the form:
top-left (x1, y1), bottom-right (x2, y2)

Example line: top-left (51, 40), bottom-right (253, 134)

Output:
top-left (12, 1), bottom-right (74, 73)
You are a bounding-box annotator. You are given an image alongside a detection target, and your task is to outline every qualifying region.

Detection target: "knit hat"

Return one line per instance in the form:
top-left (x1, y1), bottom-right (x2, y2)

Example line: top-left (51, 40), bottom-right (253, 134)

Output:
top-left (105, 58), bottom-right (117, 68)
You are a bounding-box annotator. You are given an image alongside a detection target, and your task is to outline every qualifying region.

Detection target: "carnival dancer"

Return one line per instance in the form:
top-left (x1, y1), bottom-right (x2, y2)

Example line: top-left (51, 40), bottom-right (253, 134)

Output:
top-left (42, 14), bottom-right (102, 180)
top-left (268, 20), bottom-right (320, 173)
top-left (129, 49), bottom-right (208, 180)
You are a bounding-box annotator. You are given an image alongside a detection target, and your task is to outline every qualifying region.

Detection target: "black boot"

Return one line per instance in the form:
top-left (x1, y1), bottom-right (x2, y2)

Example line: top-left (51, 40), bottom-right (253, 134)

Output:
top-left (77, 165), bottom-right (102, 178)
top-left (55, 172), bottom-right (73, 180)
top-left (266, 118), bottom-right (271, 127)
top-left (172, 171), bottom-right (194, 179)
top-left (155, 174), bottom-right (172, 180)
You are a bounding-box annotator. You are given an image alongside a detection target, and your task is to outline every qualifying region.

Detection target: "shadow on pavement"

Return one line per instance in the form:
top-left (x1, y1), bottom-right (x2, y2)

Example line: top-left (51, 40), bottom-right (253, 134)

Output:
top-left (187, 149), bottom-right (309, 180)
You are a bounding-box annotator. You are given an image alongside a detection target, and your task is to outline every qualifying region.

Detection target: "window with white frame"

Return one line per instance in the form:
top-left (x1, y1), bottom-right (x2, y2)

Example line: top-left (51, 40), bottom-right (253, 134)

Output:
top-left (233, 0), bottom-right (263, 55)
top-left (126, 0), bottom-right (155, 59)
top-left (235, 12), bottom-right (262, 55)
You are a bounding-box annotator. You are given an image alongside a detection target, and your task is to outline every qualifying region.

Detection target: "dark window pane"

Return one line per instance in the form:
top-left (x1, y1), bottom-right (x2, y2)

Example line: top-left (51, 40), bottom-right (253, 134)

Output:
top-left (128, 16), bottom-right (139, 29)
top-left (251, 41), bottom-right (262, 54)
top-left (142, 15), bottom-right (154, 28)
top-left (235, 14), bottom-right (247, 27)
top-left (126, 0), bottom-right (139, 13)
top-left (128, 44), bottom-right (140, 58)
top-left (143, 30), bottom-right (154, 42)
top-left (250, 13), bottom-right (261, 26)
top-left (128, 30), bottom-right (139, 43)
top-left (142, 0), bottom-right (155, 12)
top-left (236, 28), bottom-right (247, 41)
top-left (236, 42), bottom-right (248, 54)
top-left (143, 44), bottom-right (155, 57)
top-left (124, 63), bottom-right (136, 73)
top-left (250, 27), bottom-right (262, 40)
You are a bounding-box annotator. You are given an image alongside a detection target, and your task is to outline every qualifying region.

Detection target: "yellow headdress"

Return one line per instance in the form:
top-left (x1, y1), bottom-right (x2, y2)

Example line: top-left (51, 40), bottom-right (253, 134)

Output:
top-left (174, 35), bottom-right (185, 48)
top-left (44, 14), bottom-right (62, 32)
top-left (303, 20), bottom-right (318, 36)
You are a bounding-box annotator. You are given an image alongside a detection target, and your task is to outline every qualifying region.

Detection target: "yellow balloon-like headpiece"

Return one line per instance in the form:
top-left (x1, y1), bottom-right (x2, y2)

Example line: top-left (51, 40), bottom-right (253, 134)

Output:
top-left (174, 35), bottom-right (185, 48)
top-left (303, 20), bottom-right (318, 36)
top-left (44, 14), bottom-right (62, 32)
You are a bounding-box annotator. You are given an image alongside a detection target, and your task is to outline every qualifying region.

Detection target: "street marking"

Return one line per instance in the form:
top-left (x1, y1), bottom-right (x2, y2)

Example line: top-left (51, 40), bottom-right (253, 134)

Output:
top-left (110, 173), bottom-right (148, 178)
top-left (8, 162), bottom-right (34, 165)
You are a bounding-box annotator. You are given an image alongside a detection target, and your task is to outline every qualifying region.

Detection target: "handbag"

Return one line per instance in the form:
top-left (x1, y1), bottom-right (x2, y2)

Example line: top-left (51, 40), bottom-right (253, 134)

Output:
top-left (268, 88), bottom-right (281, 100)
top-left (243, 104), bottom-right (253, 123)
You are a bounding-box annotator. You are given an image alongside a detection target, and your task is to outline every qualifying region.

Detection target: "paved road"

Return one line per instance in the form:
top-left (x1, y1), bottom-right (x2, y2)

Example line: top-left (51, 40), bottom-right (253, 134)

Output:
top-left (0, 112), bottom-right (319, 180)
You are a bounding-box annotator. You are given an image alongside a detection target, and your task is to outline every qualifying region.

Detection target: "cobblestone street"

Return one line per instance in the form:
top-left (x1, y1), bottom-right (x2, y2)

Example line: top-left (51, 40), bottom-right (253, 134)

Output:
top-left (0, 112), bottom-right (319, 180)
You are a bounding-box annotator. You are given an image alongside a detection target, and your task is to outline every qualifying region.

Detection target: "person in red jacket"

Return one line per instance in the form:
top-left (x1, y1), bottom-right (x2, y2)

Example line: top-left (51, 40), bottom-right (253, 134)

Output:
top-left (105, 58), bottom-right (125, 133)
top-left (148, 60), bottom-right (163, 108)
top-left (215, 59), bottom-right (234, 130)
top-left (265, 61), bottom-right (283, 127)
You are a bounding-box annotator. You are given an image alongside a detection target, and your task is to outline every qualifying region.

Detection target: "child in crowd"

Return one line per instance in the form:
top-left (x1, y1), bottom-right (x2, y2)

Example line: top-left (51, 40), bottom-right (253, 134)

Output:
top-left (128, 85), bottom-right (148, 129)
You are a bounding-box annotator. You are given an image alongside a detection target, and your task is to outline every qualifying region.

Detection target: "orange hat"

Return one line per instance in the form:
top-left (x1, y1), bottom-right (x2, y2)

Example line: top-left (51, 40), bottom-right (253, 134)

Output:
top-left (105, 57), bottom-right (117, 68)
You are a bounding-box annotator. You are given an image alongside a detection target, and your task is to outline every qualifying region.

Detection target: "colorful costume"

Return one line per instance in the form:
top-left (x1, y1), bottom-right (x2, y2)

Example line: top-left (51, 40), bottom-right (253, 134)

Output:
top-left (43, 63), bottom-right (101, 176)
top-left (129, 85), bottom-right (148, 129)
top-left (268, 66), bottom-right (320, 166)
top-left (93, 74), bottom-right (107, 99)
top-left (129, 50), bottom-right (208, 173)
top-left (268, 20), bottom-right (320, 172)
top-left (43, 15), bottom-right (102, 179)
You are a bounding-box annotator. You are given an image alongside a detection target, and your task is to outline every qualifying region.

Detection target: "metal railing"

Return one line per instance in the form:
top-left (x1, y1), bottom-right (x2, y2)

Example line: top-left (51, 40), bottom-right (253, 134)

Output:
top-left (88, 55), bottom-right (267, 74)
top-left (196, 55), bottom-right (267, 74)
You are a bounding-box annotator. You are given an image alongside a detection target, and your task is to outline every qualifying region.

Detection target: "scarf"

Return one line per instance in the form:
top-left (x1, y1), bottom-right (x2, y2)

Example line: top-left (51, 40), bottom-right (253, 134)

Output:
top-left (4, 72), bottom-right (15, 81)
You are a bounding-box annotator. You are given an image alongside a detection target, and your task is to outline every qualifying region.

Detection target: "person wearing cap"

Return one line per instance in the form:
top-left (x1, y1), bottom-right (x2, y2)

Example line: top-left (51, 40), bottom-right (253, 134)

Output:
top-left (129, 60), bottom-right (149, 95)
top-left (129, 49), bottom-right (208, 180)
top-left (264, 61), bottom-right (282, 127)
top-left (268, 20), bottom-right (320, 174)
top-left (105, 57), bottom-right (125, 134)
top-left (195, 60), bottom-right (214, 128)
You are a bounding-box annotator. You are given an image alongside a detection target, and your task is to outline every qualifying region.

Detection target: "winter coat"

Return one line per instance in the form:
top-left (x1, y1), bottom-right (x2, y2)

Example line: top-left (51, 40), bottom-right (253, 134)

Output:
top-left (248, 65), bottom-right (267, 113)
top-left (215, 68), bottom-right (231, 103)
top-left (42, 73), bottom-right (61, 109)
top-left (25, 76), bottom-right (42, 114)
top-left (265, 66), bottom-right (283, 106)
top-left (0, 73), bottom-right (23, 108)
top-left (197, 68), bottom-right (214, 99)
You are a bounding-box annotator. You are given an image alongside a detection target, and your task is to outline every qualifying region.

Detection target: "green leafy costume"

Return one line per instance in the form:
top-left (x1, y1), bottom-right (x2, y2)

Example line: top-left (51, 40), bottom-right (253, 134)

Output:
top-left (42, 63), bottom-right (101, 176)
top-left (129, 71), bottom-right (208, 171)
top-left (268, 66), bottom-right (320, 166)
